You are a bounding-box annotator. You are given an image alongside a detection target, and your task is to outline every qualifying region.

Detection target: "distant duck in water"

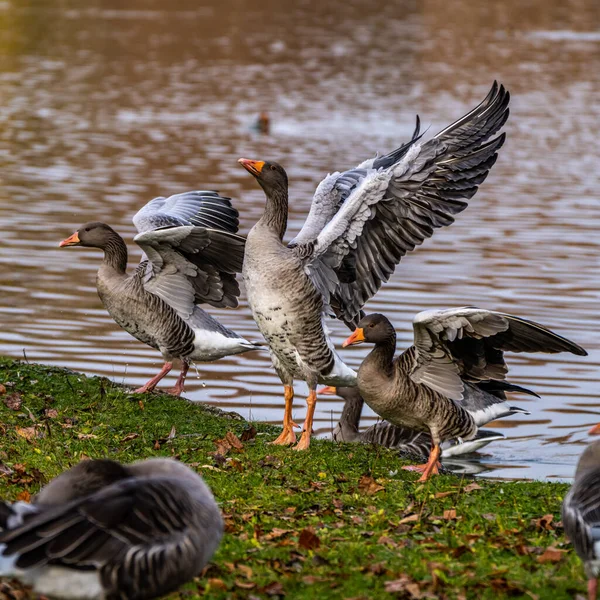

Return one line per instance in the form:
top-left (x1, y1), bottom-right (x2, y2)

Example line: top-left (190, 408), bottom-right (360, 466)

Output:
top-left (0, 458), bottom-right (223, 600)
top-left (251, 111), bottom-right (270, 134)
top-left (239, 82), bottom-right (510, 450)
top-left (60, 191), bottom-right (260, 396)
top-left (343, 309), bottom-right (586, 481)
top-left (563, 427), bottom-right (600, 600)
top-left (319, 385), bottom-right (533, 457)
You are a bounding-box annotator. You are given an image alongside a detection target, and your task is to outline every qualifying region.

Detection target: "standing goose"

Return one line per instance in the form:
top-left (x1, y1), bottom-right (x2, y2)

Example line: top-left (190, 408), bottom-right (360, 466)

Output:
top-left (0, 458), bottom-right (223, 600)
top-left (60, 191), bottom-right (260, 396)
top-left (342, 309), bottom-right (586, 481)
top-left (238, 82), bottom-right (510, 450)
top-left (320, 385), bottom-right (533, 457)
top-left (562, 433), bottom-right (600, 600)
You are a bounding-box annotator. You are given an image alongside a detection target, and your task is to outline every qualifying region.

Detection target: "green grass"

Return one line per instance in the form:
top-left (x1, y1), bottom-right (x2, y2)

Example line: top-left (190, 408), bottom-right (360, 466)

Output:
top-left (0, 357), bottom-right (585, 599)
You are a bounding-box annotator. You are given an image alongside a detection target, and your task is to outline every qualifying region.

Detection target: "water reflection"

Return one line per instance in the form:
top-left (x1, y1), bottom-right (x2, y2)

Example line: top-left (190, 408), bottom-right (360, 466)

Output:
top-left (0, 0), bottom-right (598, 480)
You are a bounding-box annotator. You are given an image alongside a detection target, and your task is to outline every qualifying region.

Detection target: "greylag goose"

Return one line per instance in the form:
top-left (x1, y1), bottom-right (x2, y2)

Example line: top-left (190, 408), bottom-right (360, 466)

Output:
top-left (563, 432), bottom-right (600, 600)
top-left (238, 82), bottom-right (510, 450)
top-left (0, 458), bottom-right (223, 600)
top-left (60, 191), bottom-right (260, 396)
top-left (319, 385), bottom-right (533, 457)
top-left (342, 309), bottom-right (586, 481)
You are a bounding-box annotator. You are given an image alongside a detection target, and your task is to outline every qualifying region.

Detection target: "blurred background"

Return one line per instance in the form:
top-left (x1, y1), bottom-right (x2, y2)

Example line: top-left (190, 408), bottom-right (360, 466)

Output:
top-left (0, 0), bottom-right (598, 479)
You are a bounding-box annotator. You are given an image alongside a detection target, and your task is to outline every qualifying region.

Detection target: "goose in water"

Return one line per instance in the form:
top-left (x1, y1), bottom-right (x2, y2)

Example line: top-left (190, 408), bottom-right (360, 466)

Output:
top-left (319, 385), bottom-right (535, 457)
top-left (60, 191), bottom-right (260, 396)
top-left (238, 82), bottom-right (510, 450)
top-left (563, 430), bottom-right (600, 600)
top-left (342, 309), bottom-right (586, 481)
top-left (0, 458), bottom-right (223, 600)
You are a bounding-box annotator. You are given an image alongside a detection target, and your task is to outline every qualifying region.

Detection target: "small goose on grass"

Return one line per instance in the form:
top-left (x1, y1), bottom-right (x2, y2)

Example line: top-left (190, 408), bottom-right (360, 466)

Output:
top-left (563, 428), bottom-right (600, 600)
top-left (319, 385), bottom-right (532, 457)
top-left (0, 458), bottom-right (223, 600)
top-left (239, 82), bottom-right (510, 450)
top-left (342, 308), bottom-right (586, 481)
top-left (60, 191), bottom-right (260, 396)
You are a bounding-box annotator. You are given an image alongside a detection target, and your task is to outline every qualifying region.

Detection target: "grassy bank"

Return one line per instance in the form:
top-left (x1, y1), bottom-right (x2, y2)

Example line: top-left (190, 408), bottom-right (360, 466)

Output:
top-left (0, 357), bottom-right (584, 600)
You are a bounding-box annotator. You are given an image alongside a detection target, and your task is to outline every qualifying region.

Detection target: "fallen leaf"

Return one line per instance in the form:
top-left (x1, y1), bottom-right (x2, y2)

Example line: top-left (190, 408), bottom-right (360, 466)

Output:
top-left (377, 535), bottom-right (398, 548)
top-left (0, 462), bottom-right (13, 476)
top-left (464, 482), bottom-right (482, 493)
top-left (262, 581), bottom-right (285, 596)
top-left (532, 514), bottom-right (555, 531)
top-left (0, 383), bottom-right (6, 394)
top-left (264, 528), bottom-right (293, 541)
top-left (121, 433), bottom-right (140, 443)
top-left (76, 433), bottom-right (98, 440)
top-left (237, 564), bottom-right (253, 579)
top-left (434, 491), bottom-right (453, 499)
top-left (240, 425), bottom-right (257, 442)
top-left (16, 426), bottom-right (41, 440)
top-left (443, 509), bottom-right (457, 520)
top-left (298, 527), bottom-right (320, 550)
top-left (358, 475), bottom-right (385, 495)
top-left (399, 513), bottom-right (419, 524)
top-left (537, 546), bottom-right (566, 563)
top-left (3, 393), bottom-right (22, 411)
top-left (16, 490), bottom-right (30, 503)
top-left (207, 578), bottom-right (227, 590)
top-left (235, 579), bottom-right (256, 590)
top-left (44, 408), bottom-right (59, 418)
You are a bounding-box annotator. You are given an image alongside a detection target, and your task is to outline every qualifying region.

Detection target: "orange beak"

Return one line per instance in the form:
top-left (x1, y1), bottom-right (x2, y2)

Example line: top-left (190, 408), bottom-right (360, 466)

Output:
top-left (342, 328), bottom-right (365, 348)
top-left (59, 232), bottom-right (80, 247)
top-left (318, 386), bottom-right (337, 395)
top-left (238, 158), bottom-right (265, 177)
top-left (589, 423), bottom-right (600, 435)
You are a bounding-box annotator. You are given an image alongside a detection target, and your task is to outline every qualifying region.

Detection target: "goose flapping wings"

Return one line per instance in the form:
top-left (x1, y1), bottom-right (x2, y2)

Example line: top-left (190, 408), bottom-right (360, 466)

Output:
top-left (290, 82), bottom-right (510, 327)
top-left (409, 307), bottom-right (588, 401)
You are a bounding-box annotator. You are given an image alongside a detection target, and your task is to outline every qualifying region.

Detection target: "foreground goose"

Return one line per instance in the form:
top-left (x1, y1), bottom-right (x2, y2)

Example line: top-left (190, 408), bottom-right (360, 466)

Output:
top-left (239, 82), bottom-right (510, 450)
top-left (60, 191), bottom-right (260, 396)
top-left (0, 458), bottom-right (223, 600)
top-left (342, 309), bottom-right (586, 481)
top-left (563, 433), bottom-right (600, 600)
top-left (320, 385), bottom-right (533, 457)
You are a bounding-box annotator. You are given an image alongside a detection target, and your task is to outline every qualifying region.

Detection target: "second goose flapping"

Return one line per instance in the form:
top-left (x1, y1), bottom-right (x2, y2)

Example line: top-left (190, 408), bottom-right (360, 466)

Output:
top-left (342, 308), bottom-right (587, 481)
top-left (320, 385), bottom-right (532, 457)
top-left (239, 82), bottom-right (510, 450)
top-left (60, 191), bottom-right (260, 396)
top-left (0, 458), bottom-right (223, 600)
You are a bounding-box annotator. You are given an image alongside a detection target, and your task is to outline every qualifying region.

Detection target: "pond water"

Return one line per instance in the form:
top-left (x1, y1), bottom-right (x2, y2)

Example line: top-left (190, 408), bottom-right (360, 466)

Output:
top-left (0, 0), bottom-right (598, 480)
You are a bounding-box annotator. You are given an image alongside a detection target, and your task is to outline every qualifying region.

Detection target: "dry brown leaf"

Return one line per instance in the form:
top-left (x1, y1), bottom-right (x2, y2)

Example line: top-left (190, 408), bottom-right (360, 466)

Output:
top-left (121, 433), bottom-right (140, 443)
top-left (443, 509), bottom-right (457, 520)
top-left (377, 535), bottom-right (398, 548)
top-left (240, 425), bottom-right (257, 442)
top-left (207, 578), bottom-right (228, 590)
top-left (16, 490), bottom-right (31, 503)
top-left (384, 575), bottom-right (423, 597)
top-left (15, 426), bottom-right (39, 441)
top-left (463, 482), bottom-right (482, 493)
top-left (77, 433), bottom-right (98, 440)
top-left (237, 564), bottom-right (253, 579)
top-left (537, 546), bottom-right (566, 563)
top-left (262, 581), bottom-right (285, 596)
top-left (298, 527), bottom-right (321, 550)
top-left (399, 513), bottom-right (419, 524)
top-left (358, 475), bottom-right (385, 495)
top-left (44, 408), bottom-right (59, 419)
top-left (434, 491), bottom-right (453, 499)
top-left (4, 393), bottom-right (22, 411)
top-left (532, 514), bottom-right (555, 531)
top-left (235, 579), bottom-right (256, 590)
top-left (264, 528), bottom-right (293, 541)
top-left (0, 383), bottom-right (6, 395)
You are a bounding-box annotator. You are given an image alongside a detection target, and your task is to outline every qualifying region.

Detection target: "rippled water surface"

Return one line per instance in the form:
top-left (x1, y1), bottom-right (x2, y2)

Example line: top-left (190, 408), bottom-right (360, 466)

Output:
top-left (0, 0), bottom-right (598, 480)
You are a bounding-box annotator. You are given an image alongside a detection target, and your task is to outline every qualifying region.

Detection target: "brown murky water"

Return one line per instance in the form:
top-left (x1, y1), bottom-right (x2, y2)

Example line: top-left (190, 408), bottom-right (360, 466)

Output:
top-left (0, 0), bottom-right (598, 479)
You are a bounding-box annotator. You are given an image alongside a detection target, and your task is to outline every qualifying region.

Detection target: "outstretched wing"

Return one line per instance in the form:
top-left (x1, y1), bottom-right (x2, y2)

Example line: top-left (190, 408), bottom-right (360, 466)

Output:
top-left (409, 307), bottom-right (587, 400)
top-left (132, 191), bottom-right (239, 234)
top-left (0, 478), bottom-right (214, 593)
top-left (134, 227), bottom-right (246, 314)
top-left (291, 82), bottom-right (510, 327)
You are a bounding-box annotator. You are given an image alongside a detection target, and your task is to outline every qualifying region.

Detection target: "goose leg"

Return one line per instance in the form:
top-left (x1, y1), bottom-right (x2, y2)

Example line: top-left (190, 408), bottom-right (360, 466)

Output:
top-left (294, 390), bottom-right (317, 451)
top-left (167, 361), bottom-right (190, 396)
top-left (272, 385), bottom-right (299, 445)
top-left (402, 444), bottom-right (442, 482)
top-left (589, 578), bottom-right (598, 600)
top-left (133, 362), bottom-right (173, 394)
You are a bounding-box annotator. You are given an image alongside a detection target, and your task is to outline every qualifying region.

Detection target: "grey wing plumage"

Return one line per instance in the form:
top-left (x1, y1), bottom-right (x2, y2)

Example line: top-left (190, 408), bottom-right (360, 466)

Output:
top-left (135, 226), bottom-right (246, 314)
top-left (410, 307), bottom-right (587, 400)
top-left (133, 190), bottom-right (239, 234)
top-left (563, 471), bottom-right (600, 567)
top-left (292, 82), bottom-right (510, 327)
top-left (0, 478), bottom-right (223, 598)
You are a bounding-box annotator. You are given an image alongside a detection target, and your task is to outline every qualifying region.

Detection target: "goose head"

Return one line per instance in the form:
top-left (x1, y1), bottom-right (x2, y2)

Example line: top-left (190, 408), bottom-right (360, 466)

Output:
top-left (342, 313), bottom-right (396, 347)
top-left (59, 222), bottom-right (117, 249)
top-left (238, 158), bottom-right (288, 195)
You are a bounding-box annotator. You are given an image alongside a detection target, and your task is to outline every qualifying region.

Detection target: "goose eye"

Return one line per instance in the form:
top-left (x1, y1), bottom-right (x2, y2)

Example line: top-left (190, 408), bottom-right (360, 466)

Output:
top-left (84, 228), bottom-right (90, 232)
top-left (368, 323), bottom-right (375, 328)
top-left (270, 165), bottom-right (277, 171)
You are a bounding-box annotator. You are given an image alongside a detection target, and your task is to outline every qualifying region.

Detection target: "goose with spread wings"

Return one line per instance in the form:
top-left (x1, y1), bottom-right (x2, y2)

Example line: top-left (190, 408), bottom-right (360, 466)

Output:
top-left (563, 434), bottom-right (600, 600)
top-left (59, 191), bottom-right (260, 396)
top-left (342, 308), bottom-right (586, 481)
top-left (238, 82), bottom-right (510, 450)
top-left (0, 458), bottom-right (223, 600)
